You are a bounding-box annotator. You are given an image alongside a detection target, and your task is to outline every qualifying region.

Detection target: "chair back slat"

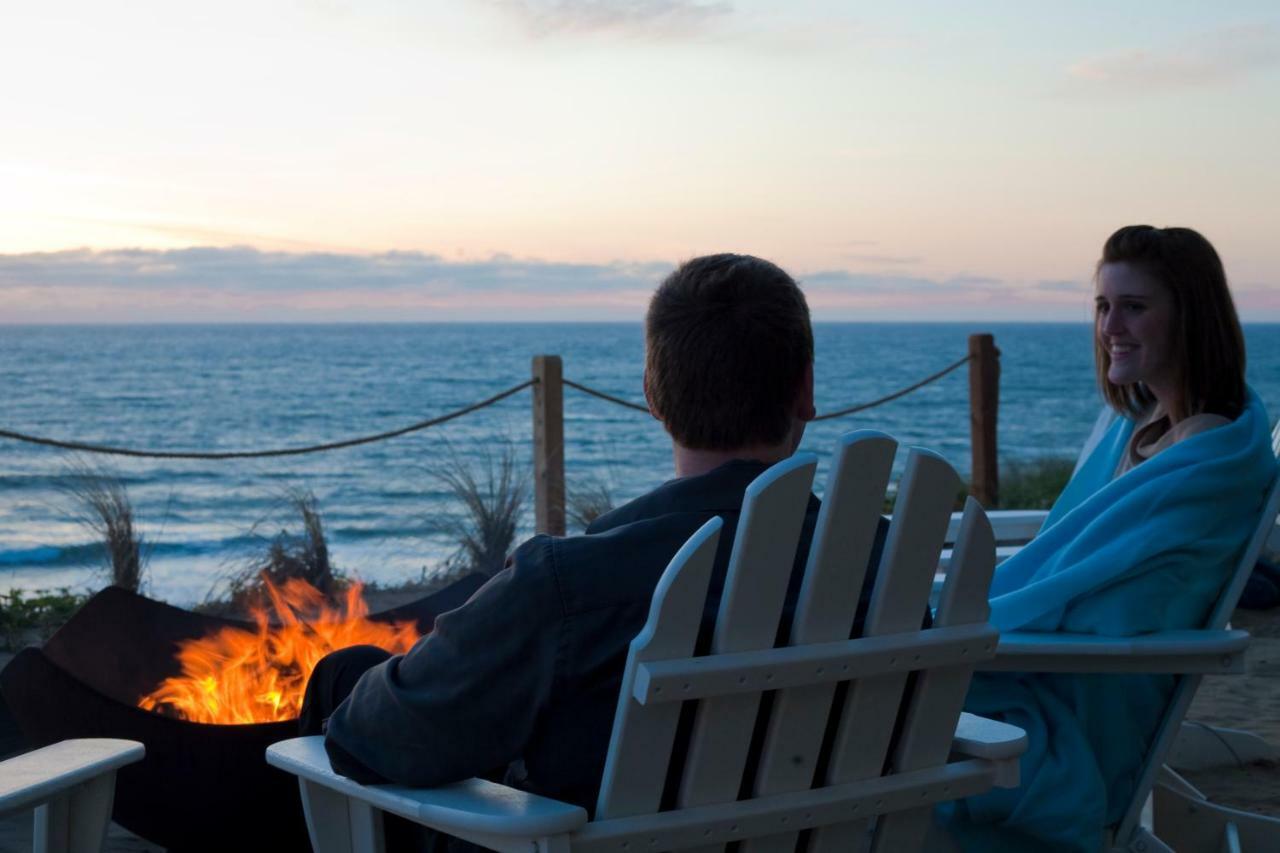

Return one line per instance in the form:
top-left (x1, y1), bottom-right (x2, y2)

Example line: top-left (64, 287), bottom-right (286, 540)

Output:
top-left (675, 455), bottom-right (818, 838)
top-left (791, 432), bottom-right (899, 647)
top-left (869, 497), bottom-right (996, 852)
top-left (740, 432), bottom-right (897, 853)
top-left (859, 449), bottom-right (964, 637)
top-left (809, 449), bottom-right (962, 853)
top-left (595, 518), bottom-right (723, 820)
top-left (932, 499), bottom-right (999, 630)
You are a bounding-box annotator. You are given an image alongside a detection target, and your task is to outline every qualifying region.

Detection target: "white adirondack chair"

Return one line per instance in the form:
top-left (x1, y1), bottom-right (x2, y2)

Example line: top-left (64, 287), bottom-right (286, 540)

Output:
top-left (0, 738), bottom-right (144, 853)
top-left (268, 432), bottom-right (1027, 853)
top-left (961, 420), bottom-right (1280, 853)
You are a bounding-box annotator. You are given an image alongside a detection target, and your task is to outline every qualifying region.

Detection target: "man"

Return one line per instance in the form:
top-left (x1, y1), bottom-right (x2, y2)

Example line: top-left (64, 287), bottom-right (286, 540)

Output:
top-left (303, 253), bottom-right (886, 818)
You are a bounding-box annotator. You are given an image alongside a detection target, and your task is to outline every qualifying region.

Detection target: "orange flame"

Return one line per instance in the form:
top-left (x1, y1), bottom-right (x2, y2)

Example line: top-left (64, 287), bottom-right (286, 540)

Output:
top-left (138, 578), bottom-right (421, 725)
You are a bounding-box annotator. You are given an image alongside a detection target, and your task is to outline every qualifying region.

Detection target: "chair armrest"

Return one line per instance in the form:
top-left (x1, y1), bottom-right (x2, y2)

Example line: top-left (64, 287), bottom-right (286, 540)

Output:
top-left (978, 630), bottom-right (1250, 674)
top-left (951, 712), bottom-right (1027, 761)
top-left (0, 738), bottom-right (145, 816)
top-left (949, 712), bottom-right (1027, 788)
top-left (266, 737), bottom-right (589, 840)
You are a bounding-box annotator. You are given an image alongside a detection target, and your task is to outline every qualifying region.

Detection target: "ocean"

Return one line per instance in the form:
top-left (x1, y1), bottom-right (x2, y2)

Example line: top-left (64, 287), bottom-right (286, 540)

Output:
top-left (3, 323), bottom-right (1278, 605)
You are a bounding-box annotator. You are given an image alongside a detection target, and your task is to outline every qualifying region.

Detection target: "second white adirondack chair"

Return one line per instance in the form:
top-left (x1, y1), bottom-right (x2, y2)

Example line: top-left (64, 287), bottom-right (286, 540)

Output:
top-left (970, 420), bottom-right (1280, 852)
top-left (0, 738), bottom-right (144, 853)
top-left (268, 432), bottom-right (1027, 853)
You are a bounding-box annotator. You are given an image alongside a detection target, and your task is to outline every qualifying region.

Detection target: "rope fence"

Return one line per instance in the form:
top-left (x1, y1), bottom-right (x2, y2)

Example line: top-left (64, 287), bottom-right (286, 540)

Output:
top-left (562, 378), bottom-right (651, 413)
top-left (0, 357), bottom-right (971, 457)
top-left (0, 380), bottom-right (536, 460)
top-left (0, 334), bottom-right (1001, 528)
top-left (811, 355), bottom-right (971, 421)
top-left (565, 354), bottom-right (972, 420)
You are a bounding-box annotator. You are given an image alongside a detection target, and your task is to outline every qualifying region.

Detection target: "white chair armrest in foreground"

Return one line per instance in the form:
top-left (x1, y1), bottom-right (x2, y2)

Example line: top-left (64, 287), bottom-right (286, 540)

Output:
top-left (0, 738), bottom-right (144, 853)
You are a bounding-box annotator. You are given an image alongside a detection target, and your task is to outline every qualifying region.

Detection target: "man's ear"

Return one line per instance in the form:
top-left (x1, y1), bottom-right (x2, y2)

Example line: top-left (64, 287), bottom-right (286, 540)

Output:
top-left (642, 367), bottom-right (661, 420)
top-left (796, 362), bottom-right (816, 422)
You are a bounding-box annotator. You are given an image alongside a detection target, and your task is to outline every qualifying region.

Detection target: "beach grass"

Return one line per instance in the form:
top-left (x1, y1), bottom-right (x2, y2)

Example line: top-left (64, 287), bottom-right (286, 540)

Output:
top-left (190, 452), bottom-right (531, 617)
top-left (205, 489), bottom-right (344, 614)
top-left (997, 456), bottom-right (1075, 510)
top-left (878, 455), bottom-right (1073, 513)
top-left (568, 473), bottom-right (615, 531)
top-left (429, 444), bottom-right (528, 577)
top-left (60, 462), bottom-right (146, 592)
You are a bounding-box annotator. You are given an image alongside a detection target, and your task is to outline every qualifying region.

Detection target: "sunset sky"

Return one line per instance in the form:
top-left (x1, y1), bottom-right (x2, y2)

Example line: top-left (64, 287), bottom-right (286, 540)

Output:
top-left (2, 1), bottom-right (1278, 321)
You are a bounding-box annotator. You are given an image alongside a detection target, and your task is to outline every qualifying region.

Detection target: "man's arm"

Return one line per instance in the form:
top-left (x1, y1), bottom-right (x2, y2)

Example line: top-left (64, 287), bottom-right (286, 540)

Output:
top-left (324, 536), bottom-right (564, 788)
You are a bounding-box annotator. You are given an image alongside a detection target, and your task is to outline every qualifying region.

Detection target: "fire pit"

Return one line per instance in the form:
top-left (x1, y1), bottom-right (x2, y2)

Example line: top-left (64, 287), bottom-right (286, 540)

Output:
top-left (0, 576), bottom-right (486, 852)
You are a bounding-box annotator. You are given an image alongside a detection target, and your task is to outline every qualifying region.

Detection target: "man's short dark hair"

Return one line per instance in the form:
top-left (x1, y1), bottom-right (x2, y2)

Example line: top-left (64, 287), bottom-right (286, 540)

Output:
top-left (644, 254), bottom-right (813, 450)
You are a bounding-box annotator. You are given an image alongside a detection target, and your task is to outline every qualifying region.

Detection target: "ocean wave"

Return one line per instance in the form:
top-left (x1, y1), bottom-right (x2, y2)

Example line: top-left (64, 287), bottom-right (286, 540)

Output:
top-left (0, 545), bottom-right (74, 566)
top-left (0, 526), bottom-right (446, 569)
top-left (0, 539), bottom-right (245, 569)
top-left (328, 525), bottom-right (434, 542)
top-left (0, 469), bottom-right (219, 492)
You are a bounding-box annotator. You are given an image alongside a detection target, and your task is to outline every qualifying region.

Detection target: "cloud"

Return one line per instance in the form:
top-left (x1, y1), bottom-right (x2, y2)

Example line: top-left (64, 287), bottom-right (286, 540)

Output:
top-left (842, 253), bottom-right (922, 267)
top-left (1063, 23), bottom-right (1280, 94)
top-left (1033, 279), bottom-right (1089, 293)
top-left (0, 247), bottom-right (669, 295)
top-left (0, 246), bottom-right (1153, 322)
top-left (801, 269), bottom-right (1004, 296)
top-left (484, 0), bottom-right (732, 40)
top-left (0, 247), bottom-right (678, 321)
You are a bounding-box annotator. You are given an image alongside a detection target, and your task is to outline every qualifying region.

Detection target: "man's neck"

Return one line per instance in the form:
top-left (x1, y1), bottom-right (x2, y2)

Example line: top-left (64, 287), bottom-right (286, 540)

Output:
top-left (672, 443), bottom-right (793, 479)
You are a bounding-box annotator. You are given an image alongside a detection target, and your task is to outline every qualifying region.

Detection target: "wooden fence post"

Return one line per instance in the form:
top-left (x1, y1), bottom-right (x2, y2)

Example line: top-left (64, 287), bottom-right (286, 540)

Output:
top-left (532, 355), bottom-right (566, 536)
top-left (968, 334), bottom-right (1000, 508)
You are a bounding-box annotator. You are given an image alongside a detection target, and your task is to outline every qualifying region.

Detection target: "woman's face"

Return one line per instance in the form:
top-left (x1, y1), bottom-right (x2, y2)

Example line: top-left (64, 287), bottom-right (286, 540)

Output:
top-left (1095, 262), bottom-right (1179, 402)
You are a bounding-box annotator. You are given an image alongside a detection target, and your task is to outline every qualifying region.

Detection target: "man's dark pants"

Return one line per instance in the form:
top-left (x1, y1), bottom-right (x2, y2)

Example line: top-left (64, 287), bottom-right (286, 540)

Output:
top-left (299, 644), bottom-right (391, 739)
top-left (301, 645), bottom-right (448, 853)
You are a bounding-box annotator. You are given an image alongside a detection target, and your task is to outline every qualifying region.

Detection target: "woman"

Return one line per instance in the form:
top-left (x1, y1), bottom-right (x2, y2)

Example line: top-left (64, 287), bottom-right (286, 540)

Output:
top-left (940, 226), bottom-right (1277, 851)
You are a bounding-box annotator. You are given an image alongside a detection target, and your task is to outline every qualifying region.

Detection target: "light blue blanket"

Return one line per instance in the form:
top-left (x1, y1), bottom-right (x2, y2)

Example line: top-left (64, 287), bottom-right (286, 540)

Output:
top-left (942, 390), bottom-right (1277, 852)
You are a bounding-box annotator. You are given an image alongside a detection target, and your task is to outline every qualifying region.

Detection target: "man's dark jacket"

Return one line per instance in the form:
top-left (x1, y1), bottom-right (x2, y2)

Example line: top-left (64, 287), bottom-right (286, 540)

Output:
top-left (325, 459), bottom-right (888, 813)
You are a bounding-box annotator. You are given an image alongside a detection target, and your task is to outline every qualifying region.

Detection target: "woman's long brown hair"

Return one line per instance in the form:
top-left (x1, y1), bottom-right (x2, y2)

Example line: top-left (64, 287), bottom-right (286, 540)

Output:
top-left (1094, 225), bottom-right (1246, 422)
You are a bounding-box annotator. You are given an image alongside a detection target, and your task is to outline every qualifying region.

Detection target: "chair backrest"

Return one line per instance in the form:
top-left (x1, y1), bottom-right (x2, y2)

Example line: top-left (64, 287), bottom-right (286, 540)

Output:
top-left (592, 431), bottom-right (999, 853)
top-left (1206, 420), bottom-right (1280, 629)
top-left (1113, 420), bottom-right (1280, 847)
